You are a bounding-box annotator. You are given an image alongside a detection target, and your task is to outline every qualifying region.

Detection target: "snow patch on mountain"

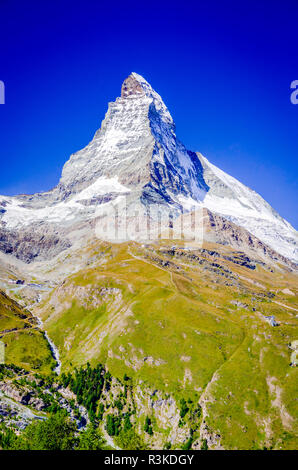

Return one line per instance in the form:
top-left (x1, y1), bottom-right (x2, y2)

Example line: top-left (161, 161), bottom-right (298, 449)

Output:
top-left (0, 177), bottom-right (130, 229)
top-left (198, 155), bottom-right (298, 262)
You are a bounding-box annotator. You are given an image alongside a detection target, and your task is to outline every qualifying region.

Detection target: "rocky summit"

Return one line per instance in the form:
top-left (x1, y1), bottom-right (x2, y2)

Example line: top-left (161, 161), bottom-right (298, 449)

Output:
top-left (0, 73), bottom-right (297, 451)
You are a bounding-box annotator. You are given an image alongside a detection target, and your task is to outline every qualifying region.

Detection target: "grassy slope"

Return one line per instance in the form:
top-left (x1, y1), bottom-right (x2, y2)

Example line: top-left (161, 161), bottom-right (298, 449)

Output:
top-left (37, 241), bottom-right (298, 449)
top-left (0, 290), bottom-right (55, 373)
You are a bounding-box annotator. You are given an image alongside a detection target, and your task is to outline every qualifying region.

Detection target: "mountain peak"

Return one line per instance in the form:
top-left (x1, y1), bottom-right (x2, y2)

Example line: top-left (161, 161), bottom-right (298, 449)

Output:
top-left (121, 72), bottom-right (159, 99)
top-left (120, 72), bottom-right (174, 128)
top-left (121, 73), bottom-right (146, 98)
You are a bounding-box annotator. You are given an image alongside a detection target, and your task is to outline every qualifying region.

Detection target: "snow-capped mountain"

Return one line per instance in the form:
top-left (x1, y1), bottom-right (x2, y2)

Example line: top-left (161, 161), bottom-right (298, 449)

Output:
top-left (60, 72), bottom-right (209, 205)
top-left (197, 154), bottom-right (297, 263)
top-left (0, 72), bottom-right (297, 264)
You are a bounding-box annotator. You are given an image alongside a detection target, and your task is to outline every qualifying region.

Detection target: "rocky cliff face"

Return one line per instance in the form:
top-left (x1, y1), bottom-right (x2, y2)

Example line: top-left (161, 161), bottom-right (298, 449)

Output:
top-left (60, 72), bottom-right (208, 205)
top-left (202, 208), bottom-right (297, 270)
top-left (0, 224), bottom-right (71, 263)
top-left (0, 72), bottom-right (297, 265)
top-left (197, 154), bottom-right (297, 263)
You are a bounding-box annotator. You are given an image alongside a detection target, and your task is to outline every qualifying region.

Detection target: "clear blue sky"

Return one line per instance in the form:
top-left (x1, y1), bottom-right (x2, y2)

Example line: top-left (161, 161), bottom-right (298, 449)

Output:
top-left (0, 0), bottom-right (297, 228)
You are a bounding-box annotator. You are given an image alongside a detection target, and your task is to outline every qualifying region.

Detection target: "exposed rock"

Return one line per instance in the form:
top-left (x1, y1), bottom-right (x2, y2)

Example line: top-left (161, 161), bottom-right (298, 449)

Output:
top-left (0, 224), bottom-right (71, 263)
top-left (0, 383), bottom-right (33, 405)
top-left (203, 209), bottom-right (297, 270)
top-left (289, 340), bottom-right (298, 366)
top-left (230, 300), bottom-right (250, 309)
top-left (121, 74), bottom-right (144, 98)
top-left (281, 288), bottom-right (295, 296)
top-left (264, 315), bottom-right (278, 327)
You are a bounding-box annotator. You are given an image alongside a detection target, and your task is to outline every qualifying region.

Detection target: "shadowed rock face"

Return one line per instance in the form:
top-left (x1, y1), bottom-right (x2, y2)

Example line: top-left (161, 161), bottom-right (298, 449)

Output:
top-left (0, 225), bottom-right (71, 263)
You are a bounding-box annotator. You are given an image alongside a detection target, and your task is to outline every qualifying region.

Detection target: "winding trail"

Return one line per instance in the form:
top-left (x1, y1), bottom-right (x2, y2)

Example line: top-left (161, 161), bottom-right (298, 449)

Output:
top-left (273, 300), bottom-right (298, 312)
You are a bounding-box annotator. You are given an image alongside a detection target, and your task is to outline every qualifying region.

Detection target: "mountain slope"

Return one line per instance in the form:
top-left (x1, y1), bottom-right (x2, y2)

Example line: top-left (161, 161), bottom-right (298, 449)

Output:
top-left (198, 155), bottom-right (297, 262)
top-left (0, 290), bottom-right (55, 373)
top-left (0, 73), bottom-right (297, 451)
top-left (34, 240), bottom-right (298, 449)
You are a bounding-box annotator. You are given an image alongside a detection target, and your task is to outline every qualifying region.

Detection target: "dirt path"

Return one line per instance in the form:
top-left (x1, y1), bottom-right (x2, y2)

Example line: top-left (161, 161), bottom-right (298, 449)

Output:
top-left (127, 250), bottom-right (177, 290)
top-left (273, 301), bottom-right (298, 312)
top-left (0, 326), bottom-right (36, 338)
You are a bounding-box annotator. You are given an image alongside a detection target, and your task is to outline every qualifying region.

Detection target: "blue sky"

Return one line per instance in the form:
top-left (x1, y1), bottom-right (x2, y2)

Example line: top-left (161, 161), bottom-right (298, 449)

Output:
top-left (0, 0), bottom-right (297, 228)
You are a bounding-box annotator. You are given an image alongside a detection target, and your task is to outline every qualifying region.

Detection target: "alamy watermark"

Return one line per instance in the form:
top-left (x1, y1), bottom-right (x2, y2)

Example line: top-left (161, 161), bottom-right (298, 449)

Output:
top-left (0, 81), bottom-right (5, 104)
top-left (290, 80), bottom-right (298, 104)
top-left (94, 195), bottom-right (204, 245)
top-left (1, 79), bottom-right (297, 105)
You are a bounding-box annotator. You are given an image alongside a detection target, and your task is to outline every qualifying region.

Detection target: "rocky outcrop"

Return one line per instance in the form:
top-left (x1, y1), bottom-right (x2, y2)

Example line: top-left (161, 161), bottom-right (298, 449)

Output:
top-left (121, 74), bottom-right (144, 98)
top-left (0, 224), bottom-right (71, 263)
top-left (203, 209), bottom-right (297, 270)
top-left (0, 382), bottom-right (46, 409)
top-left (289, 340), bottom-right (298, 366)
top-left (0, 391), bottom-right (46, 430)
